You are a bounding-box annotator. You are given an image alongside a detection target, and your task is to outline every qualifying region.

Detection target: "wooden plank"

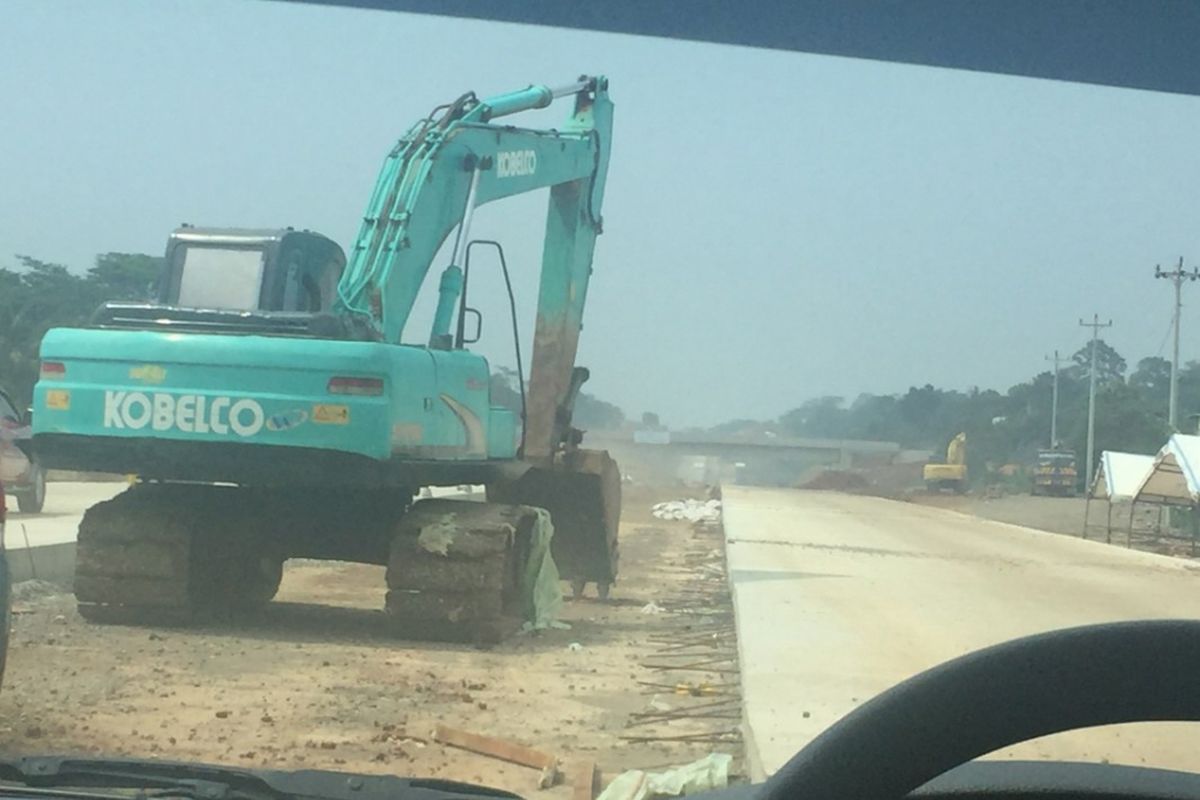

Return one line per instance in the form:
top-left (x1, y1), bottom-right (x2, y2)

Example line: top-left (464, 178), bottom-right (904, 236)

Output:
top-left (568, 759), bottom-right (597, 800)
top-left (433, 724), bottom-right (557, 770)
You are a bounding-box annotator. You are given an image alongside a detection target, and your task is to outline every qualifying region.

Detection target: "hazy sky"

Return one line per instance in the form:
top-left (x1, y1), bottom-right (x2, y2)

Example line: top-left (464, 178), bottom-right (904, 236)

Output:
top-left (4, 1), bottom-right (1200, 427)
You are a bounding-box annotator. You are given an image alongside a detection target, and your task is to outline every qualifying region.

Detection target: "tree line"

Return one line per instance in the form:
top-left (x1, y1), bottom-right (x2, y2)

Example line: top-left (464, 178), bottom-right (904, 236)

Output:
top-left (488, 366), bottom-right (626, 432)
top-left (765, 340), bottom-right (1185, 481)
top-left (1, 254), bottom-right (162, 405)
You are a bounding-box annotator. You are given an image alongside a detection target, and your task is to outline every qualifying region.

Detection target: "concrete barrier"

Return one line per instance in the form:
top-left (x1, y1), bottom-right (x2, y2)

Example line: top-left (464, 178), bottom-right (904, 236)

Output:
top-left (6, 540), bottom-right (75, 585)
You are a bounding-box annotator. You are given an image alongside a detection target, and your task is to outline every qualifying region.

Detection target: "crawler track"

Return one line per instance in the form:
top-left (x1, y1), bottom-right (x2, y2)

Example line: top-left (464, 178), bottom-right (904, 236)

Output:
top-left (73, 485), bottom-right (543, 642)
top-left (75, 485), bottom-right (284, 623)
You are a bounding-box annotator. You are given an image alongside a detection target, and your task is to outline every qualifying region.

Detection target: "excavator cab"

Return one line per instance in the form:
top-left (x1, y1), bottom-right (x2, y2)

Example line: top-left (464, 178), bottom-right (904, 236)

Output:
top-left (160, 227), bottom-right (346, 313)
top-left (92, 227), bottom-right (356, 338)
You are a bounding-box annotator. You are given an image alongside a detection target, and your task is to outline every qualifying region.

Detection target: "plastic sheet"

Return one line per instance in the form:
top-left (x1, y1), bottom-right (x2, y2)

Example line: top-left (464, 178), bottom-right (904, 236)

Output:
top-left (596, 753), bottom-right (733, 800)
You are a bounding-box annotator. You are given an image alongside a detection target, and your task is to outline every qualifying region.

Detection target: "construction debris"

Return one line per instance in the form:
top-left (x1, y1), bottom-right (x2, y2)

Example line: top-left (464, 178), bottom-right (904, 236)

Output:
top-left (10, 579), bottom-right (66, 603)
top-left (596, 753), bottom-right (732, 800)
top-left (651, 500), bottom-right (722, 523)
top-left (0, 483), bottom-right (745, 799)
top-left (569, 760), bottom-right (599, 800)
top-left (433, 724), bottom-right (561, 787)
top-left (622, 511), bottom-right (743, 756)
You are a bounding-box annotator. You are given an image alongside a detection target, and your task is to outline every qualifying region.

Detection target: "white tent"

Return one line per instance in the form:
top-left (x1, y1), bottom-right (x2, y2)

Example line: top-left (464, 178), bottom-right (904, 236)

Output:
top-left (1084, 450), bottom-right (1157, 541)
top-left (1091, 451), bottom-right (1157, 501)
top-left (1133, 434), bottom-right (1200, 506)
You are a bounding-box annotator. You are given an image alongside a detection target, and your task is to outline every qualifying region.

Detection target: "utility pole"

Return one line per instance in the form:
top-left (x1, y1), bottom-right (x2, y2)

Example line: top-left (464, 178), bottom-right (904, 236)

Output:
top-left (1045, 350), bottom-right (1061, 448)
top-left (1154, 257), bottom-right (1200, 431)
top-left (1079, 314), bottom-right (1113, 490)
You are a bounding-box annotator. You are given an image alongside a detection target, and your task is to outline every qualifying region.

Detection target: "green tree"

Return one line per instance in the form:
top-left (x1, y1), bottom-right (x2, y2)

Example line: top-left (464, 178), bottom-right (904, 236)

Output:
top-left (1069, 339), bottom-right (1126, 386)
top-left (1130, 356), bottom-right (1171, 411)
top-left (779, 396), bottom-right (848, 439)
top-left (489, 366), bottom-right (523, 415)
top-left (574, 392), bottom-right (625, 431)
top-left (0, 252), bottom-right (163, 405)
top-left (1063, 381), bottom-right (1168, 467)
top-left (89, 252), bottom-right (161, 300)
top-left (489, 366), bottom-right (626, 432)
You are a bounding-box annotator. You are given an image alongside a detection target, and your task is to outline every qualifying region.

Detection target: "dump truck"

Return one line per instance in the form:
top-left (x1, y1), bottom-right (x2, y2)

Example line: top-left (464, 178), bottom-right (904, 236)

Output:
top-left (1030, 449), bottom-right (1078, 496)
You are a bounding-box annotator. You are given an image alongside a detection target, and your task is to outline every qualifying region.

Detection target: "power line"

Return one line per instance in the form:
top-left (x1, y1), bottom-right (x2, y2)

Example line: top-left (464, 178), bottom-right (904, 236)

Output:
top-left (1153, 314), bottom-right (1174, 359)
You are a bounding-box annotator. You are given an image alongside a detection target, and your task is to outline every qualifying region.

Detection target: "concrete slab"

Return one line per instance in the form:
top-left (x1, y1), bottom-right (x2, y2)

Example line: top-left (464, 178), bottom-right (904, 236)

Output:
top-left (3, 481), bottom-right (125, 583)
top-left (724, 486), bottom-right (1200, 780)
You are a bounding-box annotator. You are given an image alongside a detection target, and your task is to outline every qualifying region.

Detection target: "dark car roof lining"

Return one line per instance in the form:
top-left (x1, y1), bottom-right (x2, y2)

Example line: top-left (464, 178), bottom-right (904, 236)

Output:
top-left (283, 1), bottom-right (1200, 98)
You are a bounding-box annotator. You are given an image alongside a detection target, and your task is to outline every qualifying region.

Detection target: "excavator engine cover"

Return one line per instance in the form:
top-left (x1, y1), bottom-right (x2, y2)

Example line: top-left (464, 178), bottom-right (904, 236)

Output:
top-left (488, 449), bottom-right (620, 594)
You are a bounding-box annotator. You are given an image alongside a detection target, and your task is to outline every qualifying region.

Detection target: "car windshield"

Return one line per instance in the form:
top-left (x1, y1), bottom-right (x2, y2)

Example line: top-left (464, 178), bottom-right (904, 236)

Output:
top-left (3, 3), bottom-right (1200, 798)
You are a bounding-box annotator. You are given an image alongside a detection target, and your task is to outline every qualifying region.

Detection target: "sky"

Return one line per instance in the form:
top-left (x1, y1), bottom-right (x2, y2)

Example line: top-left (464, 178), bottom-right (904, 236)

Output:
top-left (3, 1), bottom-right (1200, 427)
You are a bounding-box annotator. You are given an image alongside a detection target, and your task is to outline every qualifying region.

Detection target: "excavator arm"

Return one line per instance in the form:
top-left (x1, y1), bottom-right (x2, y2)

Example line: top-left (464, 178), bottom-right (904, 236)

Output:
top-left (335, 77), bottom-right (613, 461)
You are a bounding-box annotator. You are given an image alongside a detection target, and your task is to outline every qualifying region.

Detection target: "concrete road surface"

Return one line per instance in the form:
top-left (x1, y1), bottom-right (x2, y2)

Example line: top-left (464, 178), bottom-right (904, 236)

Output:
top-left (725, 487), bottom-right (1200, 780)
top-left (3, 481), bottom-right (126, 546)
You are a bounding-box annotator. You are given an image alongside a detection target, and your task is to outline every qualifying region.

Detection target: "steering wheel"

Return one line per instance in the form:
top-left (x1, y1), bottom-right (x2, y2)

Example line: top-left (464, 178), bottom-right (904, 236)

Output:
top-left (761, 619), bottom-right (1200, 799)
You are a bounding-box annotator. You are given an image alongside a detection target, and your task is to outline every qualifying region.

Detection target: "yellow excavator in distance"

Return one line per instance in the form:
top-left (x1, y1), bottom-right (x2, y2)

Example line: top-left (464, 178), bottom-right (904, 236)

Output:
top-left (923, 432), bottom-right (967, 493)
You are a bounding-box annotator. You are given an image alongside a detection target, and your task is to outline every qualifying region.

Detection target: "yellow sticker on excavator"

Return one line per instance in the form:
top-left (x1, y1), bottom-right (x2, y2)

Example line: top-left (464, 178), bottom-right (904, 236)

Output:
top-left (129, 365), bottom-right (167, 384)
top-left (312, 404), bottom-right (350, 425)
top-left (45, 390), bottom-right (70, 410)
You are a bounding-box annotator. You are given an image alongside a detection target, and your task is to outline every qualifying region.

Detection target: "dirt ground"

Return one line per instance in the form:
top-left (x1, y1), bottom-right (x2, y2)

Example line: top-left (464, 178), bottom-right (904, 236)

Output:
top-left (0, 483), bottom-right (741, 798)
top-left (909, 492), bottom-right (1200, 560)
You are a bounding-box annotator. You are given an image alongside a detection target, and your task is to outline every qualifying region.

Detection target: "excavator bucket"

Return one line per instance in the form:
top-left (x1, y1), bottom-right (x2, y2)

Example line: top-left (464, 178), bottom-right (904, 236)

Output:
top-left (488, 449), bottom-right (620, 599)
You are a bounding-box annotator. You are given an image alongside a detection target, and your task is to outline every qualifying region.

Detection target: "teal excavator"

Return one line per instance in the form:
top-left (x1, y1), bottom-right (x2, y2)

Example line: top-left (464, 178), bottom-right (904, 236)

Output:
top-left (30, 76), bottom-right (620, 640)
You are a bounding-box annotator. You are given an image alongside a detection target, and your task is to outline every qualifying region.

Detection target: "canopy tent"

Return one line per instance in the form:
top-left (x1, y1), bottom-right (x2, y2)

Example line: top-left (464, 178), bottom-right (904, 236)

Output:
top-left (1083, 451), bottom-right (1157, 542)
top-left (1096, 434), bottom-right (1200, 555)
top-left (1133, 434), bottom-right (1200, 507)
top-left (1090, 452), bottom-right (1157, 501)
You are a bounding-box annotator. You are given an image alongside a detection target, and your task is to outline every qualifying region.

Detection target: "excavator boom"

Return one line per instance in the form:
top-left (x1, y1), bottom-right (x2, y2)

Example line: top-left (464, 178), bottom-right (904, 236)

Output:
top-left (336, 77), bottom-right (612, 458)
